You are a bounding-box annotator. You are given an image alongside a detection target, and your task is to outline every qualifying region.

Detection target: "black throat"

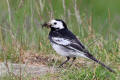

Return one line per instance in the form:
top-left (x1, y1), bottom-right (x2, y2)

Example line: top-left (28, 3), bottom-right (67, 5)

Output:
top-left (51, 27), bottom-right (60, 31)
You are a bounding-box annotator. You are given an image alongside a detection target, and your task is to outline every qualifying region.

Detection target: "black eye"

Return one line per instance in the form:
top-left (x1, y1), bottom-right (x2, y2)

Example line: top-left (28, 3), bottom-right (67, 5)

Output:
top-left (54, 22), bottom-right (57, 25)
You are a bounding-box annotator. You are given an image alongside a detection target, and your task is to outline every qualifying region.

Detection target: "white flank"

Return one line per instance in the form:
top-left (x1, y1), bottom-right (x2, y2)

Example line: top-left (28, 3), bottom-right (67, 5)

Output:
top-left (51, 37), bottom-right (87, 58)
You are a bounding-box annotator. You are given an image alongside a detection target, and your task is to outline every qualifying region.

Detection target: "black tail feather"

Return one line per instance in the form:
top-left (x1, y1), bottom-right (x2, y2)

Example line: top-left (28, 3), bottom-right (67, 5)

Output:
top-left (85, 53), bottom-right (115, 73)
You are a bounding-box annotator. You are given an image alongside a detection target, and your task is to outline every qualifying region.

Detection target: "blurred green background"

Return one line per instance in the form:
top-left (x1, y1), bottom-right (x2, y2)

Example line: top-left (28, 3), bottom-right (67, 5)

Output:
top-left (0, 0), bottom-right (120, 79)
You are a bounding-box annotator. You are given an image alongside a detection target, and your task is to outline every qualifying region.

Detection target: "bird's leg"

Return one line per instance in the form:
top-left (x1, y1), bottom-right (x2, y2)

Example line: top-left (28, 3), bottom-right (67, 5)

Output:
top-left (59, 57), bottom-right (70, 67)
top-left (69, 57), bottom-right (76, 67)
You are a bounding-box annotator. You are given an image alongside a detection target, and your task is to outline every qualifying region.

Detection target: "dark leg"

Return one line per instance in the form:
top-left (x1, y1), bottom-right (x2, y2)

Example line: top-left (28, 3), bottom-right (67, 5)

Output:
top-left (59, 57), bottom-right (70, 67)
top-left (69, 57), bottom-right (76, 67)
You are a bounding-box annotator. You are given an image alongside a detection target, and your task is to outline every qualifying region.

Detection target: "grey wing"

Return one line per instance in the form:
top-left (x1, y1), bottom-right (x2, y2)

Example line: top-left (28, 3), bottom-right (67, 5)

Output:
top-left (51, 37), bottom-right (71, 45)
top-left (51, 37), bottom-right (88, 53)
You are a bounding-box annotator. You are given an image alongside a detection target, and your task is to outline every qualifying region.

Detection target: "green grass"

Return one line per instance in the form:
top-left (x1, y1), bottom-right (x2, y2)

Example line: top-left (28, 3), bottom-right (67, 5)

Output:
top-left (0, 0), bottom-right (120, 80)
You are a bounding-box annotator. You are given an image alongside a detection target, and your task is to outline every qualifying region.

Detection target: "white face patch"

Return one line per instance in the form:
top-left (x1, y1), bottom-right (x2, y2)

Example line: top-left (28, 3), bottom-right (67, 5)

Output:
top-left (49, 20), bottom-right (64, 29)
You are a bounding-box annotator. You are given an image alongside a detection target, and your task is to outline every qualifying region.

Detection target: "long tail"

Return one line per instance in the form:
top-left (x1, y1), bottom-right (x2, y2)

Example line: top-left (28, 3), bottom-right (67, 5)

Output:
top-left (85, 52), bottom-right (115, 73)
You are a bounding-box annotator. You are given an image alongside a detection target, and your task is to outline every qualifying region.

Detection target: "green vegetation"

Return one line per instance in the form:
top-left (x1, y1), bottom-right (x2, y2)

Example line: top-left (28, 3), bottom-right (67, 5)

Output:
top-left (0, 0), bottom-right (120, 80)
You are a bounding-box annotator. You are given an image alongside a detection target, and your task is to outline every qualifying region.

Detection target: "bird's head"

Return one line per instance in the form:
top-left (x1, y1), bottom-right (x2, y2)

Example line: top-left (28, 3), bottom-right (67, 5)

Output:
top-left (42, 19), bottom-right (67, 30)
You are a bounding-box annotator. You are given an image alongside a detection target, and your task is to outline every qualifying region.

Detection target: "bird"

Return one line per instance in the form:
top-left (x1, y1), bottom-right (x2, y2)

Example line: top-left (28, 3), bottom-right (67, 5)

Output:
top-left (42, 19), bottom-right (115, 73)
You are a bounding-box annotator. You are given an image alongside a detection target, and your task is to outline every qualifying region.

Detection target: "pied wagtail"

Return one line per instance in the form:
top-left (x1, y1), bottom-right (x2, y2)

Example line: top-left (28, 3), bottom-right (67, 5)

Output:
top-left (42, 19), bottom-right (115, 73)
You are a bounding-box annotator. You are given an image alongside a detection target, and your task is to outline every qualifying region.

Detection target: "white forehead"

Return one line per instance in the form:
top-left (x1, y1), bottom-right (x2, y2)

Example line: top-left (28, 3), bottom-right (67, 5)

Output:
top-left (50, 20), bottom-right (64, 29)
top-left (50, 20), bottom-right (57, 23)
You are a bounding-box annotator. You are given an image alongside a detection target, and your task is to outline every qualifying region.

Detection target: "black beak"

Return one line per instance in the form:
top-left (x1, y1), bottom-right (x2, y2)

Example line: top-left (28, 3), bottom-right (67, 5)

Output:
top-left (42, 22), bottom-right (51, 28)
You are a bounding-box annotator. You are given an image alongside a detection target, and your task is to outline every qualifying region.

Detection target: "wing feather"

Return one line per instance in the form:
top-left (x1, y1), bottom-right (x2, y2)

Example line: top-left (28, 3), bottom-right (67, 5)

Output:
top-left (52, 37), bottom-right (71, 45)
top-left (51, 37), bottom-right (87, 53)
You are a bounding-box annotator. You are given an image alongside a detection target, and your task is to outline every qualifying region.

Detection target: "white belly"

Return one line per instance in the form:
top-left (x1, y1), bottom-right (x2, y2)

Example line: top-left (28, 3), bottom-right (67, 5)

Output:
top-left (51, 42), bottom-right (86, 58)
top-left (51, 42), bottom-right (74, 57)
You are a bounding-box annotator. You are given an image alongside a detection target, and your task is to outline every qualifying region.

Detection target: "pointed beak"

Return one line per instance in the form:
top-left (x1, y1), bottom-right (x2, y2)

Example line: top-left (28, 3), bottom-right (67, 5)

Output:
top-left (42, 21), bottom-right (51, 28)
